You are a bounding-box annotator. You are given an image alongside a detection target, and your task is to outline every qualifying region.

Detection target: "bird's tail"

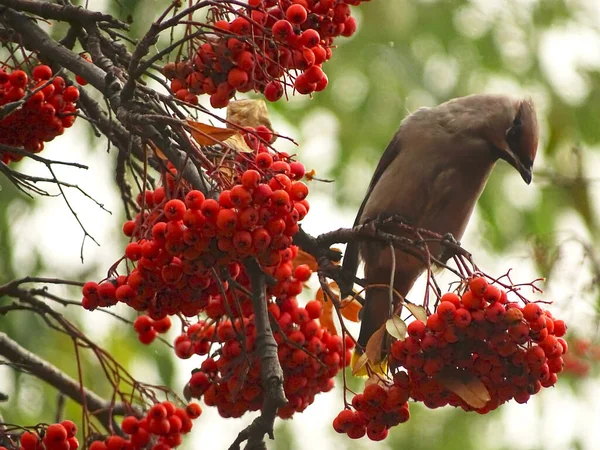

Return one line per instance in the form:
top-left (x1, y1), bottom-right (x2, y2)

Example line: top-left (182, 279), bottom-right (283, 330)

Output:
top-left (351, 286), bottom-right (392, 377)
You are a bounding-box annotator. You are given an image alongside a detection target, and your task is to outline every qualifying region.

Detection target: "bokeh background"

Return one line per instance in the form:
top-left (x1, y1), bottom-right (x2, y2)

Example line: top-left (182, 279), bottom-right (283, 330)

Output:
top-left (2, 0), bottom-right (600, 449)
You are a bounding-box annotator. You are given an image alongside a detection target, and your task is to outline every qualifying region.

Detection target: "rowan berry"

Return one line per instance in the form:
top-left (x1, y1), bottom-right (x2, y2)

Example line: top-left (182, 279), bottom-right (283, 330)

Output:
top-left (44, 424), bottom-right (68, 446)
top-left (121, 416), bottom-right (139, 434)
top-left (286, 4), bottom-right (308, 24)
top-left (164, 199), bottom-right (186, 221)
top-left (523, 303), bottom-right (543, 322)
top-left (33, 65), bottom-right (53, 80)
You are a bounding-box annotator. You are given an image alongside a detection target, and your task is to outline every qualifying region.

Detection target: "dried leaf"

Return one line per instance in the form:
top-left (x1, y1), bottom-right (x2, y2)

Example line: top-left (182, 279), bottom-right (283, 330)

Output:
top-left (293, 249), bottom-right (318, 271)
top-left (223, 133), bottom-right (253, 153)
top-left (351, 352), bottom-right (368, 376)
top-left (340, 298), bottom-right (362, 323)
top-left (365, 325), bottom-right (386, 365)
top-left (316, 286), bottom-right (337, 335)
top-left (405, 303), bottom-right (428, 322)
top-left (385, 315), bottom-right (407, 340)
top-left (187, 119), bottom-right (237, 146)
top-left (305, 169), bottom-right (316, 181)
top-left (226, 99), bottom-right (273, 134)
top-left (436, 368), bottom-right (491, 409)
top-left (148, 140), bottom-right (167, 160)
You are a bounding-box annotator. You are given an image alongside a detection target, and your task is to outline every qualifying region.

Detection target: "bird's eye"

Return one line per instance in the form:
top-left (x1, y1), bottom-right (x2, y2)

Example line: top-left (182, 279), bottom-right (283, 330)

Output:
top-left (506, 124), bottom-right (519, 140)
top-left (512, 115), bottom-right (522, 128)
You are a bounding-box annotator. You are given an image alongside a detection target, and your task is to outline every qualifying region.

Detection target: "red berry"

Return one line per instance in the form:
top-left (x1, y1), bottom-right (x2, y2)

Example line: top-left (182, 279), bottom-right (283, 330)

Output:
top-left (264, 81), bottom-right (284, 102)
top-left (523, 303), bottom-right (543, 322)
top-left (469, 276), bottom-right (488, 297)
top-left (149, 403), bottom-right (168, 421)
top-left (121, 416), bottom-right (139, 434)
top-left (553, 319), bottom-right (567, 337)
top-left (20, 431), bottom-right (40, 450)
top-left (89, 441), bottom-right (107, 450)
top-left (294, 264), bottom-right (312, 282)
top-left (242, 169), bottom-right (261, 189)
top-left (33, 65), bottom-right (53, 80)
top-left (61, 420), bottom-right (77, 438)
top-left (44, 424), bottom-right (68, 445)
top-left (164, 199), bottom-right (186, 221)
top-left (138, 328), bottom-right (158, 344)
top-left (185, 190), bottom-right (205, 209)
top-left (133, 315), bottom-right (153, 334)
top-left (152, 316), bottom-right (172, 333)
top-left (186, 402), bottom-right (203, 418)
top-left (286, 4), bottom-right (307, 24)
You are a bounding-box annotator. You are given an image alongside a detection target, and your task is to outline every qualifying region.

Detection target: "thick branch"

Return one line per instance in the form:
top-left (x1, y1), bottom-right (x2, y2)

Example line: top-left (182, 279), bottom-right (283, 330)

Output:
top-left (1, 7), bottom-right (108, 93)
top-left (0, 0), bottom-right (128, 29)
top-left (230, 259), bottom-right (287, 450)
top-left (0, 333), bottom-right (127, 434)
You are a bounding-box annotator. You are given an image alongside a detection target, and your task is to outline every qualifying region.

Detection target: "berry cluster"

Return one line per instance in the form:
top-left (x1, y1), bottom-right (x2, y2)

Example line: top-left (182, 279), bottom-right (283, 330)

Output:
top-left (87, 401), bottom-right (201, 450)
top-left (162, 0), bottom-right (366, 107)
top-left (133, 315), bottom-right (172, 344)
top-left (390, 277), bottom-right (568, 414)
top-left (333, 383), bottom-right (410, 441)
top-left (82, 132), bottom-right (309, 323)
top-left (0, 65), bottom-right (79, 164)
top-left (182, 296), bottom-right (352, 419)
top-left (18, 420), bottom-right (79, 450)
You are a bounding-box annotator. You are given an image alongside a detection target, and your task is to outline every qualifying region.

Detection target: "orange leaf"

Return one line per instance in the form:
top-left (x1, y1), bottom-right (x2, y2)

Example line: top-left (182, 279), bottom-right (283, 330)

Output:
top-left (315, 286), bottom-right (337, 335)
top-left (305, 169), bottom-right (316, 181)
top-left (293, 249), bottom-right (318, 271)
top-left (340, 298), bottom-right (362, 323)
top-left (436, 368), bottom-right (491, 409)
top-left (365, 325), bottom-right (386, 365)
top-left (186, 119), bottom-right (237, 146)
top-left (148, 140), bottom-right (168, 160)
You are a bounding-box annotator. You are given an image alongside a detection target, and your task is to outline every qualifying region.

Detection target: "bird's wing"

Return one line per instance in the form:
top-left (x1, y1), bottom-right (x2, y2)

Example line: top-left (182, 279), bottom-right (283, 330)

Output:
top-left (340, 128), bottom-right (404, 291)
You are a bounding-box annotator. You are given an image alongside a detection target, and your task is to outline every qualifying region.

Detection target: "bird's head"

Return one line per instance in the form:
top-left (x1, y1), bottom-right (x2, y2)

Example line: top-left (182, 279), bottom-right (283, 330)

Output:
top-left (440, 94), bottom-right (539, 184)
top-left (493, 97), bottom-right (538, 184)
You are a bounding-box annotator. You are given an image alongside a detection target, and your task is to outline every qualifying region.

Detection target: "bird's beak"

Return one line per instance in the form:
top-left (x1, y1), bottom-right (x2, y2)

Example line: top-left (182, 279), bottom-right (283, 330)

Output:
top-left (495, 141), bottom-right (533, 185)
top-left (518, 163), bottom-right (532, 185)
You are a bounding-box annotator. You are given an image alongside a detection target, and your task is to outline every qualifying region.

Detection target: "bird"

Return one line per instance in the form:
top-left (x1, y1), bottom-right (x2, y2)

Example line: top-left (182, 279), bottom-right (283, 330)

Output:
top-left (341, 94), bottom-right (539, 366)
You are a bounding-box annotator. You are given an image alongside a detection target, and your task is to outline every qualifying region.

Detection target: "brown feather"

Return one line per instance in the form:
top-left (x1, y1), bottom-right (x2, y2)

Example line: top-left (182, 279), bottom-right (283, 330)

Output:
top-left (350, 94), bottom-right (538, 351)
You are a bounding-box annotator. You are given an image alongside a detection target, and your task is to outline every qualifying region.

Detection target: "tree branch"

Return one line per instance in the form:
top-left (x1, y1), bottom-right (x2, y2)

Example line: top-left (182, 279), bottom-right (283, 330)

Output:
top-left (0, 333), bottom-right (129, 434)
top-left (229, 259), bottom-right (287, 450)
top-left (0, 0), bottom-right (129, 29)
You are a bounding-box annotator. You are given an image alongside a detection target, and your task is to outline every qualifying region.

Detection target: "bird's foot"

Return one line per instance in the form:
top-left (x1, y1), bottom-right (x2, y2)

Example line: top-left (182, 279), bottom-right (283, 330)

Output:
top-left (439, 233), bottom-right (462, 262)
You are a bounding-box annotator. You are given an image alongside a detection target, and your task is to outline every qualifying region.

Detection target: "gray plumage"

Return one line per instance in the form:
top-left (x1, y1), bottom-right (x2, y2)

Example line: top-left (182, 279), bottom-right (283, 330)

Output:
top-left (342, 94), bottom-right (539, 352)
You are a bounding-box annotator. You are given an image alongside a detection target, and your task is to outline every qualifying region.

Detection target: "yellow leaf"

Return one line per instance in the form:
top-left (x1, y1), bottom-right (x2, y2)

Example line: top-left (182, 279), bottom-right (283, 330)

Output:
top-left (365, 325), bottom-right (386, 365)
top-left (351, 352), bottom-right (368, 376)
top-left (223, 133), bottom-right (253, 153)
top-left (340, 298), bottom-right (362, 323)
top-left (405, 303), bottom-right (428, 322)
top-left (385, 315), bottom-right (407, 340)
top-left (436, 368), bottom-right (491, 409)
top-left (351, 351), bottom-right (387, 378)
top-left (227, 99), bottom-right (274, 136)
top-left (293, 249), bottom-right (318, 271)
top-left (186, 119), bottom-right (237, 146)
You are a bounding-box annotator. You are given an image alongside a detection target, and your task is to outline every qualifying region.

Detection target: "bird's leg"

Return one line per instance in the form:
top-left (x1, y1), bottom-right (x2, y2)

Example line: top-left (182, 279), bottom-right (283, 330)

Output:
top-left (439, 232), bottom-right (461, 263)
top-left (387, 213), bottom-right (414, 226)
